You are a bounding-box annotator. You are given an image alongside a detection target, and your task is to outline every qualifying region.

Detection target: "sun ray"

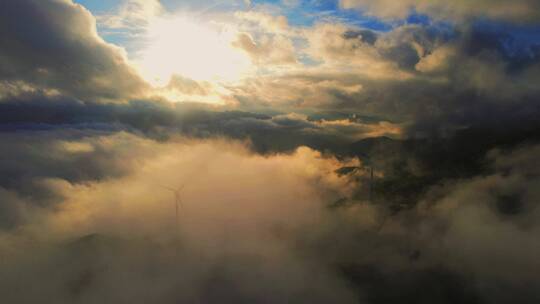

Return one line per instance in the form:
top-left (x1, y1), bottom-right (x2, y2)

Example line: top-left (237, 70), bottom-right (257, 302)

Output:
top-left (137, 14), bottom-right (251, 86)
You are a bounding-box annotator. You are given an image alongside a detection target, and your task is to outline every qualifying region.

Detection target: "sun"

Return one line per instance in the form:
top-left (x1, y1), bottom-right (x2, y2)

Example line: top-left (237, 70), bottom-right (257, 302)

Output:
top-left (137, 15), bottom-right (250, 86)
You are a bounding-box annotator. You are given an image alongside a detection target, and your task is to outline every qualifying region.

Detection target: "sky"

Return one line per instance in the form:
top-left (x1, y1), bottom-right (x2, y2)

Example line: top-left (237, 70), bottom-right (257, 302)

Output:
top-left (1, 1), bottom-right (540, 303)
top-left (61, 0), bottom-right (540, 126)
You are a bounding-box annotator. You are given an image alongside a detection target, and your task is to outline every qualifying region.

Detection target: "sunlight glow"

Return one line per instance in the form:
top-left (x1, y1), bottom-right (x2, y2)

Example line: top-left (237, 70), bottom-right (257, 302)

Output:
top-left (137, 15), bottom-right (251, 86)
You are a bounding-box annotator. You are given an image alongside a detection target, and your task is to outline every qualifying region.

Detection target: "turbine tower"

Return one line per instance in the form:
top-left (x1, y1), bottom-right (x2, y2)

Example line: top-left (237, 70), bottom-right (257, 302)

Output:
top-left (155, 163), bottom-right (211, 238)
top-left (369, 166), bottom-right (374, 202)
top-left (160, 184), bottom-right (186, 235)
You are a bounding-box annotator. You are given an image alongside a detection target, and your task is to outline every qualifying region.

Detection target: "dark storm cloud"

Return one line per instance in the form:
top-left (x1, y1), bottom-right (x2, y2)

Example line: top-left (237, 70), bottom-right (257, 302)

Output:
top-left (0, 0), bottom-right (148, 101)
top-left (0, 94), bottom-right (176, 132)
top-left (0, 92), bottom-right (402, 155)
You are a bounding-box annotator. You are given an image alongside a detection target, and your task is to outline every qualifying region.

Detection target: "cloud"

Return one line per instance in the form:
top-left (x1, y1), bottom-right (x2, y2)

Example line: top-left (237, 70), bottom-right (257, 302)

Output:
top-left (232, 11), bottom-right (298, 67)
top-left (235, 11), bottom-right (291, 34)
top-left (223, 19), bottom-right (540, 136)
top-left (0, 2), bottom-right (539, 303)
top-left (0, 130), bottom-right (163, 215)
top-left (0, 0), bottom-right (149, 101)
top-left (414, 145), bottom-right (540, 302)
top-left (97, 0), bottom-right (163, 30)
top-left (165, 75), bottom-right (213, 96)
top-left (0, 132), bottom-right (362, 303)
top-left (1, 126), bottom-right (540, 303)
top-left (2, 0), bottom-right (537, 139)
top-left (340, 0), bottom-right (540, 22)
top-left (415, 45), bottom-right (455, 73)
top-left (233, 32), bottom-right (297, 65)
top-left (226, 22), bottom-right (444, 112)
top-left (37, 136), bottom-right (360, 238)
top-left (304, 23), bottom-right (408, 79)
top-left (0, 93), bottom-right (405, 156)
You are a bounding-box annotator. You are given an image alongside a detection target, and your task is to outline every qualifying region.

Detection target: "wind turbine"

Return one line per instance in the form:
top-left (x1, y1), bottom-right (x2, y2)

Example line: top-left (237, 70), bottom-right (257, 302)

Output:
top-left (160, 184), bottom-right (186, 235)
top-left (369, 166), bottom-right (374, 202)
top-left (155, 161), bottom-right (212, 237)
